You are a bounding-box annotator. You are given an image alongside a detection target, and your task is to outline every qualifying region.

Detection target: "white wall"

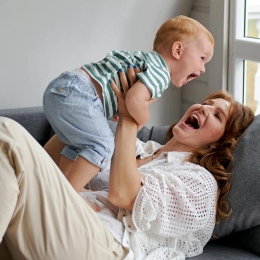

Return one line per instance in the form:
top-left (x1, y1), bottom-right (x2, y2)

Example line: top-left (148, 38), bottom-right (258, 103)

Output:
top-left (181, 0), bottom-right (211, 114)
top-left (0, 0), bottom-right (194, 127)
top-left (181, 0), bottom-right (228, 115)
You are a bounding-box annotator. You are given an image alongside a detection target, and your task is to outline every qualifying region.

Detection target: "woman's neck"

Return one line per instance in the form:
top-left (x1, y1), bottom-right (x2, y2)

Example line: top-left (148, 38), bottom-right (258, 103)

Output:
top-left (160, 138), bottom-right (193, 153)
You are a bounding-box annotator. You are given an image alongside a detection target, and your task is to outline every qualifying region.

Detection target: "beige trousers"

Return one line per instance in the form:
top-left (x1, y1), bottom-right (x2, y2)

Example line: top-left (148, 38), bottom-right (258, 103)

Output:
top-left (0, 117), bottom-right (127, 260)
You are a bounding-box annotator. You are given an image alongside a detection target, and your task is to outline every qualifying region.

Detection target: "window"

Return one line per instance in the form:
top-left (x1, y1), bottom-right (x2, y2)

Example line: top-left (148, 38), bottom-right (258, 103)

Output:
top-left (229, 0), bottom-right (260, 115)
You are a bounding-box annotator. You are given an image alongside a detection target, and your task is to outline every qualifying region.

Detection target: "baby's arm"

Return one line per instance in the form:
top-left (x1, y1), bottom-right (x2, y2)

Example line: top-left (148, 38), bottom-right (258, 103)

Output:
top-left (125, 80), bottom-right (157, 125)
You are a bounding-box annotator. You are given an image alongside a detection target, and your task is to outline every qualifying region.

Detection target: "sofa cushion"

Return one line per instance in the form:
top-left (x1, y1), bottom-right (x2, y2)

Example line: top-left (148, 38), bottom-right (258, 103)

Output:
top-left (213, 115), bottom-right (260, 241)
top-left (0, 107), bottom-right (52, 146)
top-left (191, 238), bottom-right (260, 259)
top-left (224, 225), bottom-right (260, 256)
top-left (137, 125), bottom-right (170, 144)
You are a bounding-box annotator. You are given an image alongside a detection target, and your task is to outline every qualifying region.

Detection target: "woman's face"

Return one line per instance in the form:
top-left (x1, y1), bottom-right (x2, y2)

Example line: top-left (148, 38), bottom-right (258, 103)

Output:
top-left (172, 98), bottom-right (231, 150)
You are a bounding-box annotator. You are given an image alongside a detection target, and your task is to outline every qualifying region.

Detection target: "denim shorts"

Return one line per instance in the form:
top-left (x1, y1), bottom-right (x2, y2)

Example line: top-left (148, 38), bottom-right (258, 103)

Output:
top-left (43, 69), bottom-right (114, 170)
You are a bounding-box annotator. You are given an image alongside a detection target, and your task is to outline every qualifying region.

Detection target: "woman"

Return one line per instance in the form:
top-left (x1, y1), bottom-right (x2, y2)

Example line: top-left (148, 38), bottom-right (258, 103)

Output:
top-left (107, 72), bottom-right (255, 259)
top-left (0, 69), bottom-right (254, 259)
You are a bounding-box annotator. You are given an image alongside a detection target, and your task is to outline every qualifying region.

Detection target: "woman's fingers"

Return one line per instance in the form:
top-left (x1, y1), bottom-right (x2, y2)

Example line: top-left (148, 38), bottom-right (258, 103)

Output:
top-left (133, 65), bottom-right (140, 74)
top-left (128, 65), bottom-right (140, 87)
top-left (118, 68), bottom-right (129, 95)
top-left (109, 77), bottom-right (130, 116)
top-left (109, 79), bottom-right (122, 98)
top-left (110, 65), bottom-right (140, 97)
top-left (127, 66), bottom-right (136, 87)
top-left (108, 65), bottom-right (141, 119)
top-left (118, 65), bottom-right (140, 94)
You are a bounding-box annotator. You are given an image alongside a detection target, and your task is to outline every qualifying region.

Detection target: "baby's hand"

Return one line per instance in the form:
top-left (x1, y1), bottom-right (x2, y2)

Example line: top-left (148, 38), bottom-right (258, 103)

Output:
top-left (83, 197), bottom-right (100, 212)
top-left (79, 189), bottom-right (100, 212)
top-left (113, 114), bottom-right (119, 122)
top-left (80, 188), bottom-right (93, 192)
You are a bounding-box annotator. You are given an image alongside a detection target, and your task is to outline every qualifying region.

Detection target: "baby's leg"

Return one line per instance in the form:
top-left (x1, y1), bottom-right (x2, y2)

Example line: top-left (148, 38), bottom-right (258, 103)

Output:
top-left (0, 117), bottom-right (126, 260)
top-left (44, 134), bottom-right (102, 192)
top-left (43, 70), bottom-right (114, 192)
top-left (59, 153), bottom-right (100, 192)
top-left (43, 133), bottom-right (66, 165)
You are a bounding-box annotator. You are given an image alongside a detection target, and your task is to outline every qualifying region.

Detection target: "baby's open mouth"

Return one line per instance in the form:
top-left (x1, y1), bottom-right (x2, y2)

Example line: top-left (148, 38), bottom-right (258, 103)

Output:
top-left (187, 73), bottom-right (199, 81)
top-left (185, 114), bottom-right (200, 129)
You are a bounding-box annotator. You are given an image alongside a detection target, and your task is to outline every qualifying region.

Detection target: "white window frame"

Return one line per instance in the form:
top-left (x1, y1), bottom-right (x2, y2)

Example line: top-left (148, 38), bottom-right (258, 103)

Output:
top-left (228, 0), bottom-right (260, 104)
top-left (208, 0), bottom-right (229, 93)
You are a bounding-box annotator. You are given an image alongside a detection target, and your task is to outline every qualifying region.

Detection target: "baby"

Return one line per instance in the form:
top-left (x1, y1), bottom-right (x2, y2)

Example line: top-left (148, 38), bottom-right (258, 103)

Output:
top-left (43, 15), bottom-right (214, 192)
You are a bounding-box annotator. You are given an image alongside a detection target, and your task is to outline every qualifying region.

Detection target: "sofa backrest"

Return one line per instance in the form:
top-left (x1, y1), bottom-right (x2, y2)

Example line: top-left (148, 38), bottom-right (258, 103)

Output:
top-left (0, 106), bottom-right (52, 146)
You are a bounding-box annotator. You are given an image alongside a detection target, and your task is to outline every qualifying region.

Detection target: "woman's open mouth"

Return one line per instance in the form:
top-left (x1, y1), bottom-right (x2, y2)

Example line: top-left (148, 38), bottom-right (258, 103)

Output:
top-left (185, 114), bottom-right (200, 129)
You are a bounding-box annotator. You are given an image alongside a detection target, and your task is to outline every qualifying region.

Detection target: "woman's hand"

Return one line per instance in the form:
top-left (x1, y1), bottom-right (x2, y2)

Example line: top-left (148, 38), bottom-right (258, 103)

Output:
top-left (109, 77), bottom-right (130, 117)
top-left (109, 65), bottom-right (142, 127)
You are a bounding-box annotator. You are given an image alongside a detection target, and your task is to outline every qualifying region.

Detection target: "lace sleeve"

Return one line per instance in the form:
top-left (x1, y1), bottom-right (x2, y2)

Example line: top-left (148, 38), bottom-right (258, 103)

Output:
top-left (136, 138), bottom-right (163, 159)
top-left (131, 164), bottom-right (218, 236)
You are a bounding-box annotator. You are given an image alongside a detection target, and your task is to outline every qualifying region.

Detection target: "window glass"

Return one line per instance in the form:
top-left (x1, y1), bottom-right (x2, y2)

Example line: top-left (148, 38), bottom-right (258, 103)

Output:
top-left (245, 60), bottom-right (260, 114)
top-left (245, 0), bottom-right (260, 39)
top-left (244, 0), bottom-right (260, 114)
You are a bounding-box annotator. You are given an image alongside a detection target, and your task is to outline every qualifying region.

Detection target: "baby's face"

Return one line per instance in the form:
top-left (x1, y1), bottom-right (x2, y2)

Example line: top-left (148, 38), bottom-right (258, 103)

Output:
top-left (170, 35), bottom-right (214, 87)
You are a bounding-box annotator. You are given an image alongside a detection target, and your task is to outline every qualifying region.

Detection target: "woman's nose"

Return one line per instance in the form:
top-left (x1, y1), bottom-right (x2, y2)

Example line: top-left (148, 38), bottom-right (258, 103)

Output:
top-left (199, 105), bottom-right (208, 116)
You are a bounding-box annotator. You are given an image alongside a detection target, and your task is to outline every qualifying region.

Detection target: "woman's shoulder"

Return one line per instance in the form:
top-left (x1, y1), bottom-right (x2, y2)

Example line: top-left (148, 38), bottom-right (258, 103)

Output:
top-left (166, 151), bottom-right (218, 192)
top-left (136, 138), bottom-right (163, 158)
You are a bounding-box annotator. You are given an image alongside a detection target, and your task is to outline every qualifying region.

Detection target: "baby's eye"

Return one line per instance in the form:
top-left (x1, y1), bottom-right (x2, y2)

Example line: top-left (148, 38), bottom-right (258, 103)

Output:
top-left (201, 57), bottom-right (205, 61)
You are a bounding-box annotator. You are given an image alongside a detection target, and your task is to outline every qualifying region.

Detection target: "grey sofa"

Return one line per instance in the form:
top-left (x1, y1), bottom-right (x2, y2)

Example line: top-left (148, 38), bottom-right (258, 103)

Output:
top-left (0, 106), bottom-right (260, 260)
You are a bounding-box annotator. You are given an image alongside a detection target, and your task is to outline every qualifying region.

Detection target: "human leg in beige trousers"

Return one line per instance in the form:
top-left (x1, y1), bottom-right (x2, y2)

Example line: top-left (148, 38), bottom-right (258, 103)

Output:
top-left (0, 117), bottom-right (127, 260)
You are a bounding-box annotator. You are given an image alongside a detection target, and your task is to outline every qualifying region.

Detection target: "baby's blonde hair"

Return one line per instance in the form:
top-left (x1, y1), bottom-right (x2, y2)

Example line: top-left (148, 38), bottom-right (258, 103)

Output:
top-left (153, 15), bottom-right (214, 52)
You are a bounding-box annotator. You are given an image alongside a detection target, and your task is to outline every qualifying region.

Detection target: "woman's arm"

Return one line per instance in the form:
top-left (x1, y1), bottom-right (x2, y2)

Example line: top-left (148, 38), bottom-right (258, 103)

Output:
top-left (108, 68), bottom-right (143, 211)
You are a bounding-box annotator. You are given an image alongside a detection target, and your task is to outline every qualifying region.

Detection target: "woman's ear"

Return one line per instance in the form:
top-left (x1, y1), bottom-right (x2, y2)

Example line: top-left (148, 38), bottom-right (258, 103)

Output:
top-left (172, 41), bottom-right (183, 60)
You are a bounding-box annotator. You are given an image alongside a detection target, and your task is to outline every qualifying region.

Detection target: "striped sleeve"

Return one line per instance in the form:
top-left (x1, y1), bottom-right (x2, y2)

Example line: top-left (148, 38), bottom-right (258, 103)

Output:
top-left (83, 50), bottom-right (170, 117)
top-left (135, 51), bottom-right (170, 98)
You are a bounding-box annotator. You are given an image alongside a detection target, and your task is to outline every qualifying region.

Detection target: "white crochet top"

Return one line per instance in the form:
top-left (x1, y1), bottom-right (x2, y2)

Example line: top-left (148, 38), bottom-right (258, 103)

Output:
top-left (81, 139), bottom-right (218, 260)
top-left (121, 139), bottom-right (218, 259)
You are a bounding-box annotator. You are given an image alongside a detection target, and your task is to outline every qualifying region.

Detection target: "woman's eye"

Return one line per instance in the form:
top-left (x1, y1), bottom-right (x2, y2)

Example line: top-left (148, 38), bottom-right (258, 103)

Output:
top-left (215, 114), bottom-right (221, 121)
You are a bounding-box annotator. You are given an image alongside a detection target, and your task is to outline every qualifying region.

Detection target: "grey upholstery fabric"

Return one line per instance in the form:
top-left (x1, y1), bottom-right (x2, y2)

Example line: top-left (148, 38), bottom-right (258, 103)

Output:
top-left (137, 125), bottom-right (170, 145)
top-left (224, 225), bottom-right (260, 256)
top-left (214, 115), bottom-right (260, 243)
top-left (191, 239), bottom-right (260, 260)
top-left (0, 106), bottom-right (52, 146)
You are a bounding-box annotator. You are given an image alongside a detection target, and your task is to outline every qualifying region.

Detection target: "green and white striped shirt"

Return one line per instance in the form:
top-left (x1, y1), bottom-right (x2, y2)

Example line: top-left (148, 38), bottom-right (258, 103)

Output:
top-left (83, 50), bottom-right (170, 118)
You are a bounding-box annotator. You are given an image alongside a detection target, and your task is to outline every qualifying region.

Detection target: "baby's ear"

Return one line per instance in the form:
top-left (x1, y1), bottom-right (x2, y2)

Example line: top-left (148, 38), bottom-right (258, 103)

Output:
top-left (171, 41), bottom-right (183, 60)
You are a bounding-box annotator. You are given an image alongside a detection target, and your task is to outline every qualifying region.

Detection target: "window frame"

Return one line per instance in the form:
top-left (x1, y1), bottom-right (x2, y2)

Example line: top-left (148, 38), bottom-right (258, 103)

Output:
top-left (228, 0), bottom-right (260, 103)
top-left (208, 0), bottom-right (229, 93)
